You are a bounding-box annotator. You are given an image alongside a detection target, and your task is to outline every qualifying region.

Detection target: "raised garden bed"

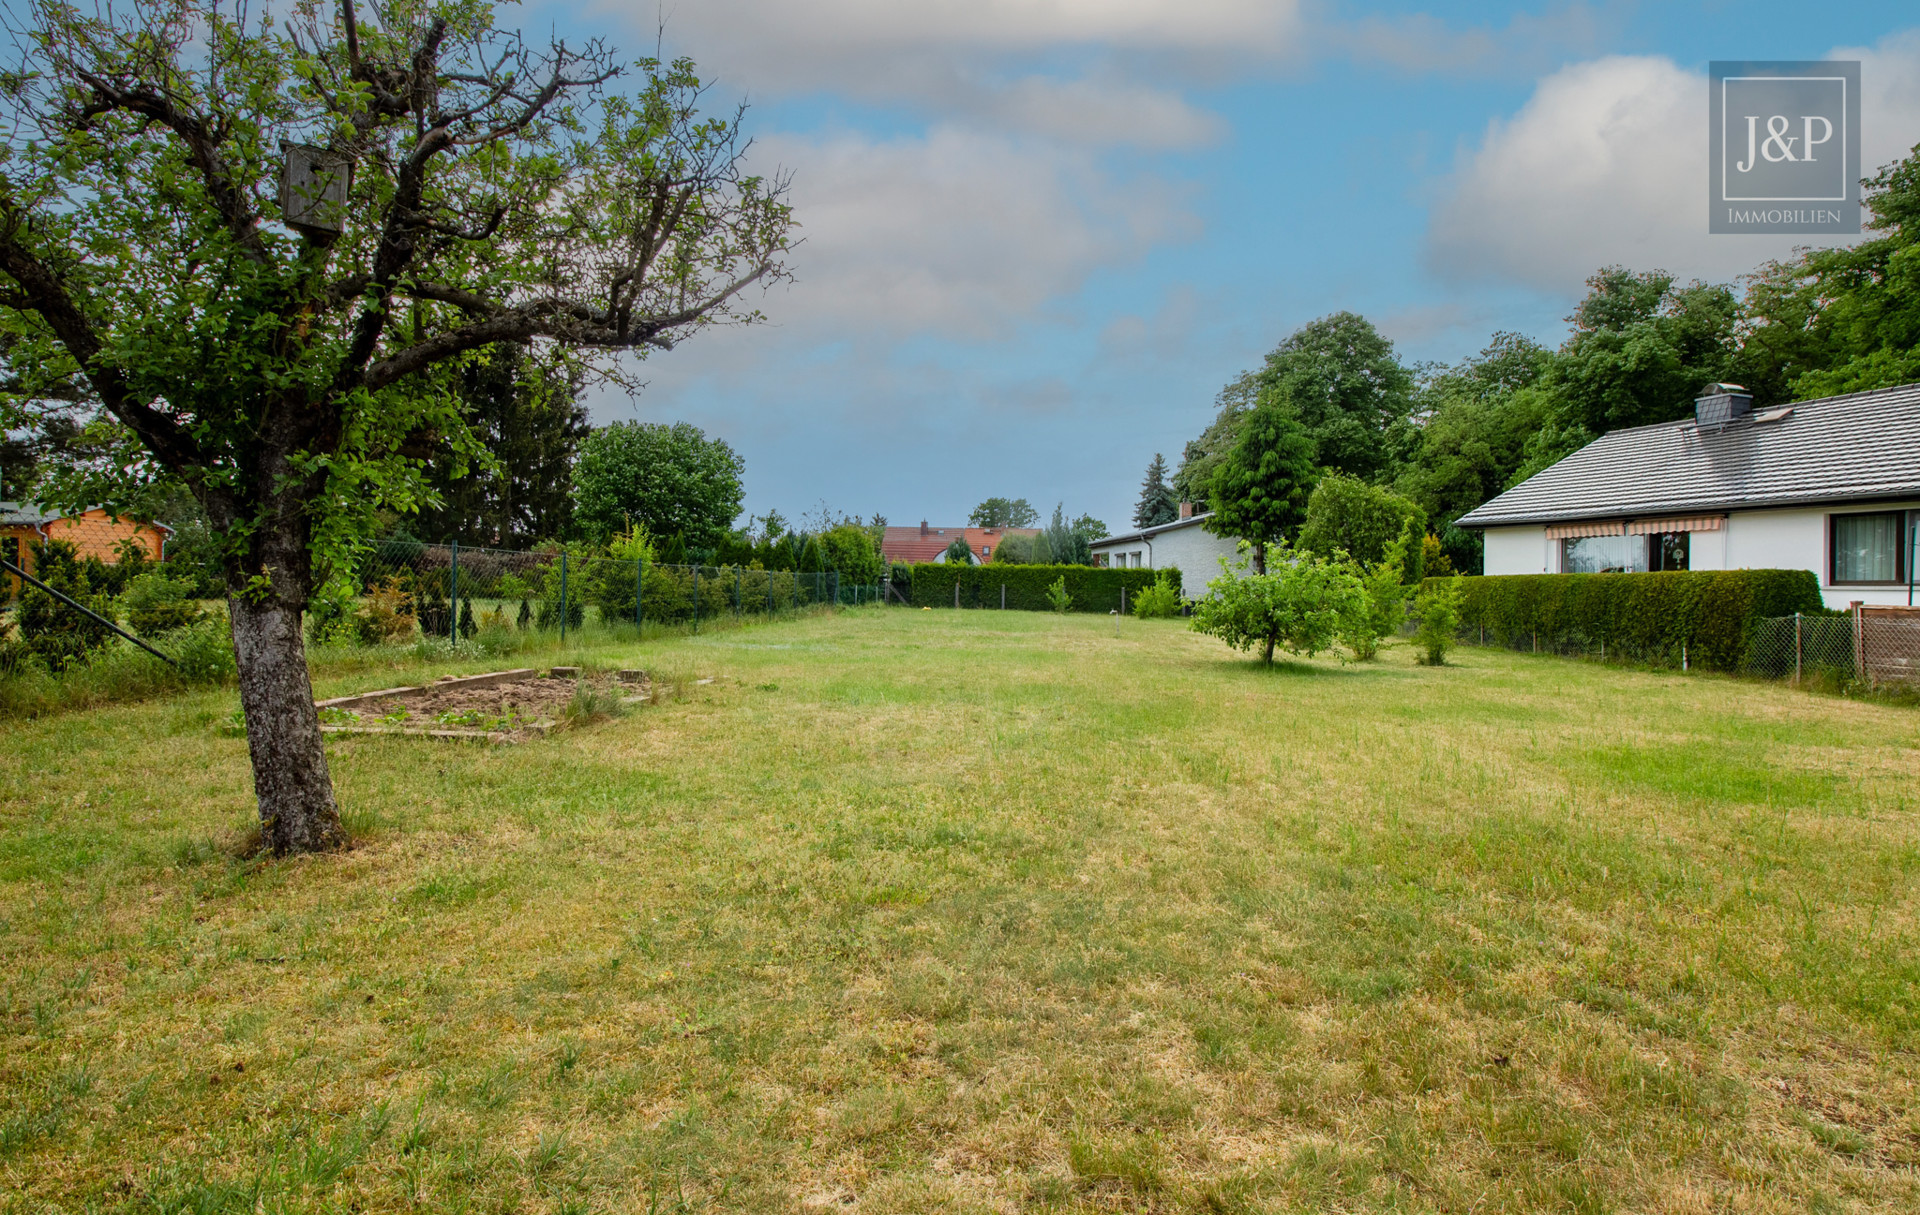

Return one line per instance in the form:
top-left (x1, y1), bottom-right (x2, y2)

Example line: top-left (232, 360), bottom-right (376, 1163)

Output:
top-left (313, 667), bottom-right (648, 743)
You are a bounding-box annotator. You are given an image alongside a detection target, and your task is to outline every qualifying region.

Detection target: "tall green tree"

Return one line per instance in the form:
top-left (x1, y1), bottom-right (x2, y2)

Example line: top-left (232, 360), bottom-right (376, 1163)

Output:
top-left (1745, 144), bottom-right (1920, 399)
top-left (1254, 312), bottom-right (1415, 481)
top-left (1172, 370), bottom-right (1258, 504)
top-left (968, 497), bottom-right (1038, 529)
top-left (1174, 312), bottom-right (1413, 501)
top-left (1133, 452), bottom-right (1177, 527)
top-left (1552, 268), bottom-right (1740, 433)
top-left (416, 343), bottom-right (588, 546)
top-left (572, 422), bottom-right (746, 549)
top-left (1296, 474), bottom-right (1426, 583)
top-left (1392, 333), bottom-right (1552, 573)
top-left (1204, 404), bottom-right (1316, 573)
top-left (0, 1), bottom-right (791, 853)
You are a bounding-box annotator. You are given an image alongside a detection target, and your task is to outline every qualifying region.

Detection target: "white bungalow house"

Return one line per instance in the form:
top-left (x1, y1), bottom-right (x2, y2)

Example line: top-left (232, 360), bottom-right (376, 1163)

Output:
top-left (1456, 382), bottom-right (1920, 610)
top-left (1090, 504), bottom-right (1241, 599)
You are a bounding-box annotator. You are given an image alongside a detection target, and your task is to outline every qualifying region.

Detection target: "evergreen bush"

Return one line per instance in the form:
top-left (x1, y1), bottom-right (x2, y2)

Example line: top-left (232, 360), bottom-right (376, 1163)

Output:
top-left (1434, 568), bottom-right (1824, 671)
top-left (908, 563), bottom-right (1170, 612)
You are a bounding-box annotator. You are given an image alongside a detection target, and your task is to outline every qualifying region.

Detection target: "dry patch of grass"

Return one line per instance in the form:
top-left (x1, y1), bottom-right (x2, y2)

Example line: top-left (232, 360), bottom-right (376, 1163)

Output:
top-left (3, 607), bottom-right (1919, 1212)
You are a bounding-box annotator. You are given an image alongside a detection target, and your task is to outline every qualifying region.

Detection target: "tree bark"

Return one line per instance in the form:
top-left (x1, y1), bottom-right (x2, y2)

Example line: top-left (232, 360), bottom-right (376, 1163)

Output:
top-left (1253, 541), bottom-right (1267, 575)
top-left (229, 592), bottom-right (344, 855)
top-left (1263, 634), bottom-right (1276, 665)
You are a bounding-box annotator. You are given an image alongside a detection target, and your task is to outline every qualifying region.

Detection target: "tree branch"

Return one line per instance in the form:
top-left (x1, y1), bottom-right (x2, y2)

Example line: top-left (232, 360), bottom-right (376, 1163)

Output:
top-left (0, 214), bottom-right (206, 474)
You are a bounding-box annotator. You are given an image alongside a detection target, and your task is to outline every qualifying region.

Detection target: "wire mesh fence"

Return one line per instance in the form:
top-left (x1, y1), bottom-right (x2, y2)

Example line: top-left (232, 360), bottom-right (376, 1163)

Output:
top-left (310, 539), bottom-right (882, 646)
top-left (1742, 608), bottom-right (1920, 687)
top-left (1741, 613), bottom-right (1857, 684)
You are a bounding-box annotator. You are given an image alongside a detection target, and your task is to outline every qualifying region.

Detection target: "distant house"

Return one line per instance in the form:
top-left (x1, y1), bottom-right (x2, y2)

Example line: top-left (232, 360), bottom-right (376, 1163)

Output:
top-left (1, 501), bottom-right (171, 586)
top-left (880, 521), bottom-right (1040, 566)
top-left (1455, 383), bottom-right (1920, 609)
top-left (1088, 504), bottom-right (1239, 599)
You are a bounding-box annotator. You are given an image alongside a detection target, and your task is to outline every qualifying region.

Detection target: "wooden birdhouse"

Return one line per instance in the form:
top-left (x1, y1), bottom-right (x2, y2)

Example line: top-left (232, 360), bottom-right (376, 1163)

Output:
top-left (279, 144), bottom-right (353, 235)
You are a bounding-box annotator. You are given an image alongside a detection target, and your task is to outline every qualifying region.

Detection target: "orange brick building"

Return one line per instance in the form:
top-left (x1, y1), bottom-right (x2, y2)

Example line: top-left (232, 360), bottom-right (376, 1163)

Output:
top-left (1, 501), bottom-right (171, 586)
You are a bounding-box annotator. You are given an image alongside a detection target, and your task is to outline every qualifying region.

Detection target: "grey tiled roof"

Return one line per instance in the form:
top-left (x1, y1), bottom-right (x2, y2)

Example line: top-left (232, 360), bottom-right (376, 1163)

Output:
top-left (0, 501), bottom-right (59, 527)
top-left (1455, 382), bottom-right (1920, 528)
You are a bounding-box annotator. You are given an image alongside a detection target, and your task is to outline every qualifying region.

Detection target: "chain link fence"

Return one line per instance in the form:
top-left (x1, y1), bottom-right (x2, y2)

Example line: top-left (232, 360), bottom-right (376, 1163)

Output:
top-left (308, 539), bottom-right (881, 646)
top-left (1459, 605), bottom-right (1920, 691)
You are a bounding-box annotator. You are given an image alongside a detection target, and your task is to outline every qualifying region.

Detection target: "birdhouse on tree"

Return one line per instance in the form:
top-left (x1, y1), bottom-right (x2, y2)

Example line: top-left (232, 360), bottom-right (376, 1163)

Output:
top-left (279, 144), bottom-right (352, 235)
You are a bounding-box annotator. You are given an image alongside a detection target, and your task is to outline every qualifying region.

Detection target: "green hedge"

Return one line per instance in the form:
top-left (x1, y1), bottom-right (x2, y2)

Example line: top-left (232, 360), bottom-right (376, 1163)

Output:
top-left (1433, 569), bottom-right (1825, 671)
top-left (908, 563), bottom-right (1175, 612)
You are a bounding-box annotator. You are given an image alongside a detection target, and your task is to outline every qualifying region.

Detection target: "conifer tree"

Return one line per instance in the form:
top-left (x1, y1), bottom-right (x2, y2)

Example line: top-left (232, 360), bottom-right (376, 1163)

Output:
top-left (1206, 405), bottom-right (1318, 574)
top-left (1134, 453), bottom-right (1178, 528)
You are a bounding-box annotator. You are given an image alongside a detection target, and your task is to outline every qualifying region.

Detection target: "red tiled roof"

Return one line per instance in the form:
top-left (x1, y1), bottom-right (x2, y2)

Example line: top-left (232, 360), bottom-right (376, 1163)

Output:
top-left (881, 525), bottom-right (1039, 565)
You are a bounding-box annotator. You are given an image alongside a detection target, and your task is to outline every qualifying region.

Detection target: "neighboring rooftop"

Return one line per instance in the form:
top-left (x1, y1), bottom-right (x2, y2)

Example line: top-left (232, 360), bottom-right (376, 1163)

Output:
top-left (1091, 511), bottom-right (1216, 548)
top-left (1, 501), bottom-right (61, 527)
top-left (1455, 382), bottom-right (1920, 529)
top-left (880, 523), bottom-right (1039, 565)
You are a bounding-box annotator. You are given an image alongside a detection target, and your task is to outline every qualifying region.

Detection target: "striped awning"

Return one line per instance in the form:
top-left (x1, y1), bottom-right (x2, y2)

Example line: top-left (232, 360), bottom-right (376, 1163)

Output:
top-left (1627, 515), bottom-right (1725, 534)
top-left (1544, 520), bottom-right (1624, 540)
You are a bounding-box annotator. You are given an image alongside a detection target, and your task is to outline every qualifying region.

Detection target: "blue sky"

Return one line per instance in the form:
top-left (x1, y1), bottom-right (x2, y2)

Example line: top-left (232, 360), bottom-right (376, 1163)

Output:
top-left (524, 1), bottom-right (1920, 534)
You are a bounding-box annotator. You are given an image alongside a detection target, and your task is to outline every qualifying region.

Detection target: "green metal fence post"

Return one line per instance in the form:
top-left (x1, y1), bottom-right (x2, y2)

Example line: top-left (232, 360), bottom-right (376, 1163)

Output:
top-left (636, 556), bottom-right (644, 628)
top-left (448, 539), bottom-right (460, 642)
top-left (559, 551), bottom-right (568, 645)
top-left (735, 566), bottom-right (742, 618)
top-left (693, 566), bottom-right (700, 634)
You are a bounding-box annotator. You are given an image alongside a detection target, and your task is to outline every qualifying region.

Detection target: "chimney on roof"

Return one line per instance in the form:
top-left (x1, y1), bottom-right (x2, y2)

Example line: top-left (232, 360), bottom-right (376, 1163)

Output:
top-left (1694, 383), bottom-right (1752, 429)
top-left (920, 520), bottom-right (928, 537)
top-left (1178, 501), bottom-right (1193, 519)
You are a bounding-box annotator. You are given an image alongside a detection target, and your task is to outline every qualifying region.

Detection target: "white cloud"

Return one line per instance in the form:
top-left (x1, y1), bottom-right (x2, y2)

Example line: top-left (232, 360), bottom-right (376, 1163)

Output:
top-left (1330, 3), bottom-right (1609, 80)
top-left (1425, 32), bottom-right (1920, 296)
top-left (750, 126), bottom-right (1199, 340)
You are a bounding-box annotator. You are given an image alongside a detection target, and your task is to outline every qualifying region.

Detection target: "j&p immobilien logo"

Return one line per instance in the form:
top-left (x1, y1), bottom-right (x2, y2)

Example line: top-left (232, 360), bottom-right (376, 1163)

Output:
top-left (1709, 60), bottom-right (1860, 235)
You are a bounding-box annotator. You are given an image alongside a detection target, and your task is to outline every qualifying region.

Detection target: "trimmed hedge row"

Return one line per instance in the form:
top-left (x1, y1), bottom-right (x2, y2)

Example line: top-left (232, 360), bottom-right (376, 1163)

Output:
top-left (1433, 569), bottom-right (1825, 671)
top-left (907, 563), bottom-right (1175, 612)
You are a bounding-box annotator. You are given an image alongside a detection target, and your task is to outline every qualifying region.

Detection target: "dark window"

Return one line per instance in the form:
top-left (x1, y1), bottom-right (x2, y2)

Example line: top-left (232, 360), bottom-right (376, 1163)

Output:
top-left (1831, 511), bottom-right (1906, 584)
top-left (1649, 532), bottom-right (1689, 571)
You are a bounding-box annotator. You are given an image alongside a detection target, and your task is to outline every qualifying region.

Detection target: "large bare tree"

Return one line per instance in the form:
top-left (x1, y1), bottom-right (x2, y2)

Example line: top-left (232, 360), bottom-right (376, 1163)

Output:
top-left (0, 0), bottom-right (791, 853)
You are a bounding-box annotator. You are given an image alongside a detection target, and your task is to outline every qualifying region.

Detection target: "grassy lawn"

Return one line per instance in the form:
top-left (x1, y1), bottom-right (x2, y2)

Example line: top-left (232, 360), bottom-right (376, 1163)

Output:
top-left (4, 608), bottom-right (1920, 1213)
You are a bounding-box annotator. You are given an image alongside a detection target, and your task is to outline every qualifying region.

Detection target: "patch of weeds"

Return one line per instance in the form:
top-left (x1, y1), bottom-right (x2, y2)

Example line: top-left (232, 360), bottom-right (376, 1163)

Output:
top-left (217, 708), bottom-right (247, 737)
top-left (170, 835), bottom-right (223, 868)
top-left (564, 682), bottom-right (629, 725)
top-left (552, 1039), bottom-right (581, 1081)
top-left (525, 1128), bottom-right (568, 1175)
top-left (1067, 1132), bottom-right (1164, 1195)
top-left (433, 707), bottom-right (524, 730)
top-left (375, 708), bottom-right (410, 725)
top-left (1798, 1110), bottom-right (1871, 1157)
top-left (466, 1060), bottom-right (521, 1111)
top-left (317, 706), bottom-right (360, 725)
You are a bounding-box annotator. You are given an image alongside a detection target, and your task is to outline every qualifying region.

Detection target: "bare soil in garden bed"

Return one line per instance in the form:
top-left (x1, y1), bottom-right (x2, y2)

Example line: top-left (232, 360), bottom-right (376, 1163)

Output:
top-left (317, 668), bottom-right (648, 741)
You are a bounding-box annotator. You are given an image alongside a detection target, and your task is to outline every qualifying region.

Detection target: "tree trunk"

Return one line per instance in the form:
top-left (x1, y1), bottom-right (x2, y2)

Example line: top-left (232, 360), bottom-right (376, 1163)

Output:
top-left (1253, 541), bottom-right (1267, 575)
top-left (229, 592), bottom-right (344, 855)
top-left (1263, 633), bottom-right (1276, 664)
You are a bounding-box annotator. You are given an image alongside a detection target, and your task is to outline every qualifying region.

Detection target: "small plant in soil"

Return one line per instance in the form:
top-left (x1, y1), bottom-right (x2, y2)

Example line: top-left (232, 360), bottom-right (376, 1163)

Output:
top-left (318, 707), bottom-right (360, 725)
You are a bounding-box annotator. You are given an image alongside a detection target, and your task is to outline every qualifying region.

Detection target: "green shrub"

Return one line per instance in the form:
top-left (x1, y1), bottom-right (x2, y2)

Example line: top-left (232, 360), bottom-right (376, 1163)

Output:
top-left (1411, 575), bottom-right (1465, 665)
top-left (17, 540), bottom-right (117, 671)
top-left (1131, 572), bottom-right (1182, 619)
top-left (121, 569), bottom-right (207, 637)
top-left (1436, 568), bottom-right (1824, 671)
top-left (169, 616), bottom-right (238, 683)
top-left (1045, 575), bottom-right (1072, 613)
top-left (1341, 526), bottom-right (1415, 661)
top-left (908, 563), bottom-right (1170, 612)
